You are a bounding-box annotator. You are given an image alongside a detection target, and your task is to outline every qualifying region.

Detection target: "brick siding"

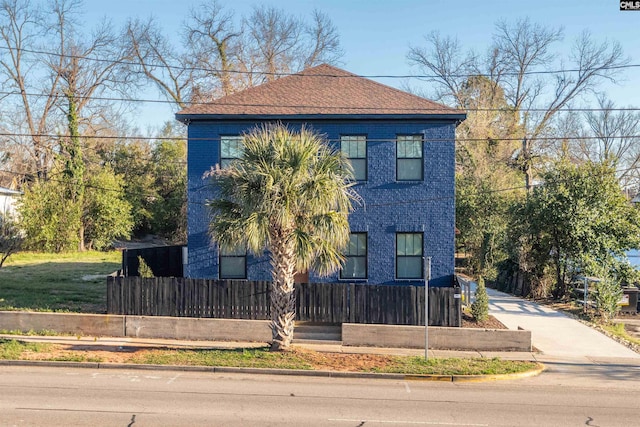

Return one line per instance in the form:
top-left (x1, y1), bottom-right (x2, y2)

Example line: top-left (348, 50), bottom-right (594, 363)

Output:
top-left (186, 119), bottom-right (456, 287)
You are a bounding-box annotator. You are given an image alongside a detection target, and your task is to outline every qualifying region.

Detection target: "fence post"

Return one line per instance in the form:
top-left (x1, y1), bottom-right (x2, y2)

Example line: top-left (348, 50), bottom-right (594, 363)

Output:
top-left (122, 249), bottom-right (128, 277)
top-left (583, 277), bottom-right (588, 313)
top-left (424, 257), bottom-right (431, 359)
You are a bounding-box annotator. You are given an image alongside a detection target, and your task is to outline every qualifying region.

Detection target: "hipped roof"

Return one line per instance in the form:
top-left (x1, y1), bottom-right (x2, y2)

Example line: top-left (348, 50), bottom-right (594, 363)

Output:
top-left (176, 64), bottom-right (465, 121)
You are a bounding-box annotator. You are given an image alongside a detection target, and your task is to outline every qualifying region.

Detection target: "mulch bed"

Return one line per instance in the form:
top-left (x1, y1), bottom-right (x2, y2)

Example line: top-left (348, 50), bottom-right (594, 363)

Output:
top-left (461, 312), bottom-right (507, 329)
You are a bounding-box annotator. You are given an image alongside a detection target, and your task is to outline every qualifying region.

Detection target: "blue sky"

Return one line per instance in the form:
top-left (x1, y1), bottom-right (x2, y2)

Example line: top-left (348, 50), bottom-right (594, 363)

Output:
top-left (83, 0), bottom-right (640, 131)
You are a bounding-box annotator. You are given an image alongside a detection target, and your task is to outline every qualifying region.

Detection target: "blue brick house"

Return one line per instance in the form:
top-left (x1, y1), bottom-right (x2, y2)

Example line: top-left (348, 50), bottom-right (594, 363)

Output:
top-left (176, 64), bottom-right (465, 288)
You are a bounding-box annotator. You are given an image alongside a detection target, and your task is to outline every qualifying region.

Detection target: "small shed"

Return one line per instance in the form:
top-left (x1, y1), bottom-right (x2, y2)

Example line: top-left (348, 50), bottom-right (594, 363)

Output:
top-left (0, 187), bottom-right (21, 218)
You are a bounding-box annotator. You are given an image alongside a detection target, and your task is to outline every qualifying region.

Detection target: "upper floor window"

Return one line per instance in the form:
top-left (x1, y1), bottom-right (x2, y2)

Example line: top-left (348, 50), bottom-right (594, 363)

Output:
top-left (396, 135), bottom-right (423, 181)
top-left (219, 244), bottom-right (247, 279)
top-left (340, 232), bottom-right (367, 279)
top-left (396, 232), bottom-right (423, 279)
top-left (341, 135), bottom-right (367, 181)
top-left (220, 136), bottom-right (243, 168)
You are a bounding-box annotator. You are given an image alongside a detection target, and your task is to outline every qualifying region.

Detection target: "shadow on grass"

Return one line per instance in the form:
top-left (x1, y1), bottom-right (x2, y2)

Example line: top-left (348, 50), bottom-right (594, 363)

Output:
top-left (1, 261), bottom-right (118, 313)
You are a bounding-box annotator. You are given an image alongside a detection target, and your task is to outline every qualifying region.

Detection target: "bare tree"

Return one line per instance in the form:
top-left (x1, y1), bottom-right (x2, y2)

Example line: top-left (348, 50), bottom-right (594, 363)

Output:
top-left (408, 19), bottom-right (628, 190)
top-left (0, 0), bottom-right (135, 183)
top-left (244, 5), bottom-right (302, 82)
top-left (302, 10), bottom-right (343, 69)
top-left (47, 0), bottom-right (138, 250)
top-left (184, 1), bottom-right (242, 98)
top-left (125, 17), bottom-right (195, 109)
top-left (0, 0), bottom-right (61, 179)
top-left (126, 2), bottom-right (343, 107)
top-left (574, 95), bottom-right (640, 190)
top-left (407, 32), bottom-right (475, 106)
top-left (242, 6), bottom-right (342, 82)
top-left (492, 19), bottom-right (563, 116)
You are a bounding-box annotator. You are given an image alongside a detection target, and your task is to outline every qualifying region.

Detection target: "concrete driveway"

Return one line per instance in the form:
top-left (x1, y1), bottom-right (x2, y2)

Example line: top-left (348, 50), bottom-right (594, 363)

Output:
top-left (485, 287), bottom-right (640, 363)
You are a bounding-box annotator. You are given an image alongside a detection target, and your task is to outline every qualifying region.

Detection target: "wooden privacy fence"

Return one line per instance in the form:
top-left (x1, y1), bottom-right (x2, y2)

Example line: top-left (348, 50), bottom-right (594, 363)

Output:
top-left (107, 277), bottom-right (461, 326)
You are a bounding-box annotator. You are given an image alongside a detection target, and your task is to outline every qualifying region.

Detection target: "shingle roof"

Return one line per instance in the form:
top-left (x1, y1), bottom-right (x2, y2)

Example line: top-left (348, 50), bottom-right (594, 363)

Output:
top-left (176, 64), bottom-right (465, 120)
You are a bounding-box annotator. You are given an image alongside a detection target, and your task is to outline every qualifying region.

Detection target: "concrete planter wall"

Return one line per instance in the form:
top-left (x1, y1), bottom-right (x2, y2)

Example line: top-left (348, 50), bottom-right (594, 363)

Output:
top-left (342, 323), bottom-right (531, 352)
top-left (0, 311), bottom-right (270, 343)
top-left (125, 316), bottom-right (271, 342)
top-left (0, 312), bottom-right (125, 337)
top-left (0, 311), bottom-right (530, 351)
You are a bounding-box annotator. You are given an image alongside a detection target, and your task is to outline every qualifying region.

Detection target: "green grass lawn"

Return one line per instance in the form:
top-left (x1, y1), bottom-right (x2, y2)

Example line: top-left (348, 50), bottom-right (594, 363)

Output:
top-left (0, 251), bottom-right (120, 313)
top-left (0, 339), bottom-right (541, 376)
top-left (0, 255), bottom-right (545, 376)
top-left (603, 322), bottom-right (640, 347)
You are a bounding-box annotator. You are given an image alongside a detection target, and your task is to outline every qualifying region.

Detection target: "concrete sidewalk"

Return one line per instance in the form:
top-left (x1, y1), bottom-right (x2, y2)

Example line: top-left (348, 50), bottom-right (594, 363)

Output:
top-left (486, 287), bottom-right (640, 364)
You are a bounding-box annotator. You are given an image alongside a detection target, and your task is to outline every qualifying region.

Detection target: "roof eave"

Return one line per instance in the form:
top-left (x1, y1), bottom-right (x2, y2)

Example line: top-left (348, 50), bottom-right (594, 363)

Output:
top-left (175, 113), bottom-right (467, 123)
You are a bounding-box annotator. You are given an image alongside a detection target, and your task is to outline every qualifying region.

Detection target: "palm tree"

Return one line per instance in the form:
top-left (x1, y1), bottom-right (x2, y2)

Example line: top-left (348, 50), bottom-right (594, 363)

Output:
top-left (207, 123), bottom-right (358, 351)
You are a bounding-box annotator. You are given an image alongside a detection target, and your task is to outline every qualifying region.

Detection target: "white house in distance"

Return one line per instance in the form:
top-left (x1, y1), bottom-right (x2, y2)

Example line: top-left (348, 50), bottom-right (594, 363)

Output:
top-left (0, 187), bottom-right (21, 218)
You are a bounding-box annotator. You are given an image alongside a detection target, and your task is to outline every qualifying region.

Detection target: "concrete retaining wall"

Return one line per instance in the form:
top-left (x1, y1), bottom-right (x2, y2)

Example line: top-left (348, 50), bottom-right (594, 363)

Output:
top-left (0, 311), bottom-right (125, 337)
top-left (0, 312), bottom-right (271, 343)
top-left (125, 316), bottom-right (271, 342)
top-left (342, 323), bottom-right (531, 351)
top-left (0, 311), bottom-right (530, 351)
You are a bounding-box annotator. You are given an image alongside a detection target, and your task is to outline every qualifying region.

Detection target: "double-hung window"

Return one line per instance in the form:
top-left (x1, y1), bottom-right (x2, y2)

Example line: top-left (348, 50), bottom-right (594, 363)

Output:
top-left (219, 245), bottom-right (246, 279)
top-left (220, 136), bottom-right (243, 168)
top-left (396, 233), bottom-right (423, 279)
top-left (340, 232), bottom-right (367, 279)
top-left (396, 135), bottom-right (423, 181)
top-left (341, 135), bottom-right (367, 181)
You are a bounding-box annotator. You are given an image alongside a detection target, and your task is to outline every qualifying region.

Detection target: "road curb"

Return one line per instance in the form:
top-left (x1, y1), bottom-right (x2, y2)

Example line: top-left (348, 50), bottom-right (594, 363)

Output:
top-left (0, 359), bottom-right (544, 382)
top-left (451, 364), bottom-right (546, 382)
top-left (402, 363), bottom-right (545, 382)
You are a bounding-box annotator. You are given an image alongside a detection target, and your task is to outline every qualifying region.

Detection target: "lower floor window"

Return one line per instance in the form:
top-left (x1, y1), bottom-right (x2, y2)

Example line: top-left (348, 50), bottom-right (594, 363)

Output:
top-left (219, 245), bottom-right (246, 279)
top-left (341, 232), bottom-right (367, 279)
top-left (396, 232), bottom-right (423, 279)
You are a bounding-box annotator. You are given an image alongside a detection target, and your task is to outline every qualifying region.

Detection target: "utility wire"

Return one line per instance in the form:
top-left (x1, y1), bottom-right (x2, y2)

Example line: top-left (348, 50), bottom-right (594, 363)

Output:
top-left (2, 131), bottom-right (640, 144)
top-left (2, 89), bottom-right (640, 112)
top-left (359, 164), bottom-right (640, 209)
top-left (2, 131), bottom-right (637, 171)
top-left (2, 44), bottom-right (640, 79)
top-left (186, 164), bottom-right (640, 210)
top-left (3, 163), bottom-right (638, 210)
top-left (0, 168), bottom-right (172, 199)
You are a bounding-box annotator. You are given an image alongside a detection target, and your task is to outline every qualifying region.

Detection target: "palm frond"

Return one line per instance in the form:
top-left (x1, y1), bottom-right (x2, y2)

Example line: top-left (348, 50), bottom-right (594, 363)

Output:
top-left (207, 122), bottom-right (360, 277)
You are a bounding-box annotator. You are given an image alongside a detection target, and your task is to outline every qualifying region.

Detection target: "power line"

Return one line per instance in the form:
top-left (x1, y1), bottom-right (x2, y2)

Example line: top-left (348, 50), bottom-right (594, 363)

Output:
top-left (2, 44), bottom-right (640, 80)
top-left (0, 168), bottom-right (178, 199)
top-left (2, 89), bottom-right (640, 113)
top-left (2, 131), bottom-right (640, 144)
top-left (188, 164), bottom-right (640, 210)
top-left (360, 165), bottom-right (640, 209)
top-left (3, 162), bottom-right (637, 211)
top-left (0, 131), bottom-right (185, 142)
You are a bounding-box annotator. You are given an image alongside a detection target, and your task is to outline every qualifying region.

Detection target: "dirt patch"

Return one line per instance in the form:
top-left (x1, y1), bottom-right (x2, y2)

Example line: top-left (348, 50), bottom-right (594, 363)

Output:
top-left (461, 312), bottom-right (507, 329)
top-left (293, 347), bottom-right (396, 371)
top-left (21, 344), bottom-right (149, 364)
top-left (19, 344), bottom-right (399, 371)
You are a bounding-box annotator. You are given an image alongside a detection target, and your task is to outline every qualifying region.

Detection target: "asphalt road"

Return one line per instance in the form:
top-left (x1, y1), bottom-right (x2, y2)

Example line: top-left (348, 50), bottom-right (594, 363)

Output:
top-left (1, 364), bottom-right (639, 426)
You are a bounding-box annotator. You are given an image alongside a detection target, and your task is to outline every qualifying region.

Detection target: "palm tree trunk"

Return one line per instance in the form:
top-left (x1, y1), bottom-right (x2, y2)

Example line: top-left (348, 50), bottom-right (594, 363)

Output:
top-left (269, 230), bottom-right (297, 351)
